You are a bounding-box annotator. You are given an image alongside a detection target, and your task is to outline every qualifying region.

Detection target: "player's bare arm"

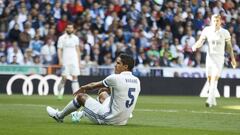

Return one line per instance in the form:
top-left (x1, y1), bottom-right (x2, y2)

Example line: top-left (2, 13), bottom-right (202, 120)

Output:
top-left (58, 48), bottom-right (63, 66)
top-left (226, 40), bottom-right (237, 68)
top-left (73, 81), bottom-right (105, 96)
top-left (192, 36), bottom-right (206, 52)
top-left (98, 87), bottom-right (111, 95)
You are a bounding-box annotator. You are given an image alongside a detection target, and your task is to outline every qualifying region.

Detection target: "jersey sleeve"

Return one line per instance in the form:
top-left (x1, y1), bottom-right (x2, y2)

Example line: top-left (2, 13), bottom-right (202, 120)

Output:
top-left (200, 27), bottom-right (208, 40)
top-left (224, 30), bottom-right (231, 42)
top-left (75, 36), bottom-right (80, 46)
top-left (57, 36), bottom-right (63, 48)
top-left (102, 74), bottom-right (117, 87)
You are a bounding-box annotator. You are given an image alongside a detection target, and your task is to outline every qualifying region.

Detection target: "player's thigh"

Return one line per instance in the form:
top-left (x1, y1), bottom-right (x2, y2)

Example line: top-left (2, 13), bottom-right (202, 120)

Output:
top-left (61, 65), bottom-right (70, 76)
top-left (206, 55), bottom-right (224, 76)
top-left (70, 64), bottom-right (80, 76)
top-left (83, 96), bottom-right (110, 124)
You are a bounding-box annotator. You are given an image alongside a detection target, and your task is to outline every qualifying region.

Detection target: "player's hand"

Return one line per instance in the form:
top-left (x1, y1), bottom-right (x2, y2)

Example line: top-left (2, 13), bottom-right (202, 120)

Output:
top-left (192, 45), bottom-right (197, 52)
top-left (231, 59), bottom-right (237, 69)
top-left (73, 87), bottom-right (86, 96)
top-left (98, 87), bottom-right (110, 95)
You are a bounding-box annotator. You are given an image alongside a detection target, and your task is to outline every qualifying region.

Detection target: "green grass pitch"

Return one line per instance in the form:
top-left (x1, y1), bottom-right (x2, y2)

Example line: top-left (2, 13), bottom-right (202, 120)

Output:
top-left (0, 94), bottom-right (239, 135)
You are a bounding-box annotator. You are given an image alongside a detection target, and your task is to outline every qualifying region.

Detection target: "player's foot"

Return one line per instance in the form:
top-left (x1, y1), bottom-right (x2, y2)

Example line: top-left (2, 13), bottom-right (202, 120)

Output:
top-left (46, 106), bottom-right (63, 122)
top-left (205, 102), bottom-right (213, 108)
top-left (57, 94), bottom-right (63, 100)
top-left (129, 113), bottom-right (133, 118)
top-left (71, 111), bottom-right (84, 123)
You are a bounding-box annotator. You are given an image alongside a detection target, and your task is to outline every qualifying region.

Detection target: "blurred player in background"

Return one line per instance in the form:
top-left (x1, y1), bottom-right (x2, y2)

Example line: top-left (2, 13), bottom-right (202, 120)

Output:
top-left (57, 23), bottom-right (81, 99)
top-left (47, 53), bottom-right (141, 125)
top-left (192, 14), bottom-right (237, 107)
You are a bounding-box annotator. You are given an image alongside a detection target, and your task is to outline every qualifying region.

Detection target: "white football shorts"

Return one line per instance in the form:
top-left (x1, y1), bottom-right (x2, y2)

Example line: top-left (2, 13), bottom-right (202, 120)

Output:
top-left (205, 54), bottom-right (224, 77)
top-left (62, 64), bottom-right (80, 76)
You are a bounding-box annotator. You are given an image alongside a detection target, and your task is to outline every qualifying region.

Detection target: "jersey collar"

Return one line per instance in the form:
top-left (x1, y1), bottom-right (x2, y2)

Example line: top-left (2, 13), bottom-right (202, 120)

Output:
top-left (120, 71), bottom-right (132, 75)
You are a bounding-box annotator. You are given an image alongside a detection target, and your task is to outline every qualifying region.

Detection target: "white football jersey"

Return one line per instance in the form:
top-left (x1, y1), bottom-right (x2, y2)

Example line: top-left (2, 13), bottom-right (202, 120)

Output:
top-left (102, 71), bottom-right (141, 125)
top-left (201, 26), bottom-right (231, 55)
top-left (57, 33), bottom-right (79, 65)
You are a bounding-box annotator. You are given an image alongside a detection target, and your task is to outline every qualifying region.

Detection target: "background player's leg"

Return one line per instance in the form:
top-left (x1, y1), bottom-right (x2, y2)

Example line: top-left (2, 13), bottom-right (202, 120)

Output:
top-left (58, 76), bottom-right (67, 99)
top-left (206, 76), bottom-right (215, 107)
top-left (212, 76), bottom-right (220, 106)
top-left (72, 76), bottom-right (79, 93)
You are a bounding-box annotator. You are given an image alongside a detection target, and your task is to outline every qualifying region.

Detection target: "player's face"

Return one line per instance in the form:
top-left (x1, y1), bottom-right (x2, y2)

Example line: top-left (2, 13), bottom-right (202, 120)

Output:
top-left (212, 17), bottom-right (221, 28)
top-left (114, 57), bottom-right (128, 74)
top-left (66, 25), bottom-right (74, 35)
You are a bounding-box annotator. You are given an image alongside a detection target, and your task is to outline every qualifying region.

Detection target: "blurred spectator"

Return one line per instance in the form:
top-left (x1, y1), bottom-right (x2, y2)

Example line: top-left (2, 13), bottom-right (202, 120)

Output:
top-left (147, 39), bottom-right (160, 65)
top-left (0, 55), bottom-right (7, 65)
top-left (160, 51), bottom-right (171, 67)
top-left (8, 15), bottom-right (24, 32)
top-left (0, 0), bottom-right (238, 69)
top-left (80, 54), bottom-right (97, 75)
top-left (159, 41), bottom-right (172, 67)
top-left (0, 42), bottom-right (6, 57)
top-left (40, 38), bottom-right (56, 65)
top-left (10, 56), bottom-right (19, 65)
top-left (193, 11), bottom-right (204, 32)
top-left (56, 14), bottom-right (68, 34)
top-left (19, 24), bottom-right (31, 53)
top-left (53, 1), bottom-right (62, 21)
top-left (8, 23), bottom-right (21, 41)
top-left (0, 4), bottom-right (10, 33)
top-left (170, 38), bottom-right (184, 66)
top-left (22, 48), bottom-right (34, 65)
top-left (18, 5), bottom-right (28, 24)
top-left (33, 55), bottom-right (42, 66)
top-left (7, 41), bottom-right (24, 64)
top-left (29, 34), bottom-right (44, 56)
top-left (136, 59), bottom-right (150, 76)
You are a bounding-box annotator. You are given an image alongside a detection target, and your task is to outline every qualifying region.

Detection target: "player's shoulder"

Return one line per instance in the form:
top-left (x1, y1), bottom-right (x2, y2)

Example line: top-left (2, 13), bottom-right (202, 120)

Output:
top-left (58, 33), bottom-right (66, 39)
top-left (105, 74), bottom-right (118, 80)
top-left (202, 26), bottom-right (211, 31)
top-left (72, 34), bottom-right (79, 39)
top-left (220, 27), bottom-right (229, 33)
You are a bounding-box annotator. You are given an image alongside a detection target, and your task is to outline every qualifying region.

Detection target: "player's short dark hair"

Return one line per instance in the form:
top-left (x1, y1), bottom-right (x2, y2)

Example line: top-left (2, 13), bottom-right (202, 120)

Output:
top-left (119, 53), bottom-right (135, 71)
top-left (67, 22), bottom-right (74, 27)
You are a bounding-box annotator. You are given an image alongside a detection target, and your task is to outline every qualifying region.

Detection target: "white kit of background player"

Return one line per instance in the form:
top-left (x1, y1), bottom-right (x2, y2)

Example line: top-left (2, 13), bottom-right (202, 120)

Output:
top-left (57, 23), bottom-right (81, 99)
top-left (192, 14), bottom-right (237, 107)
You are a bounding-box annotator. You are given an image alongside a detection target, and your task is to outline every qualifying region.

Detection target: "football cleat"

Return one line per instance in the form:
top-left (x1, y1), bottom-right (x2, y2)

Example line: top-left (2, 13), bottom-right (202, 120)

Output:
top-left (205, 103), bottom-right (213, 108)
top-left (71, 111), bottom-right (84, 123)
top-left (46, 106), bottom-right (63, 123)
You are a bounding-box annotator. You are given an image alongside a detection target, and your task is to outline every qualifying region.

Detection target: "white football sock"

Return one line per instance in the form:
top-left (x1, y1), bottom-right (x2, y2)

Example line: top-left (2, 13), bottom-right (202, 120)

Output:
top-left (57, 97), bottom-right (81, 119)
top-left (213, 80), bottom-right (218, 106)
top-left (72, 80), bottom-right (80, 93)
top-left (58, 78), bottom-right (66, 95)
top-left (207, 79), bottom-right (215, 105)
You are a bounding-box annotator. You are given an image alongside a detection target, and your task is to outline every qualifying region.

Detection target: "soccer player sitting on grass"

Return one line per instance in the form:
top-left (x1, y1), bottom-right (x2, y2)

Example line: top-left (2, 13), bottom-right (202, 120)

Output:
top-left (46, 53), bottom-right (141, 125)
top-left (192, 14), bottom-right (237, 107)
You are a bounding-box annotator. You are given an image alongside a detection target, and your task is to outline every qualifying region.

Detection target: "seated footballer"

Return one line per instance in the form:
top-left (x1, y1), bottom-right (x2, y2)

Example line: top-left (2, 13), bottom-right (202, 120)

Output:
top-left (47, 53), bottom-right (141, 125)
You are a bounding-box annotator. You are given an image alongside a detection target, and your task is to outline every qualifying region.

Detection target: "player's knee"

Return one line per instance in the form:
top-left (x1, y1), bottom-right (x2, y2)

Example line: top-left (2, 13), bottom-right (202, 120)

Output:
top-left (61, 76), bottom-right (67, 82)
top-left (76, 93), bottom-right (88, 106)
top-left (72, 76), bottom-right (78, 80)
top-left (98, 91), bottom-right (109, 104)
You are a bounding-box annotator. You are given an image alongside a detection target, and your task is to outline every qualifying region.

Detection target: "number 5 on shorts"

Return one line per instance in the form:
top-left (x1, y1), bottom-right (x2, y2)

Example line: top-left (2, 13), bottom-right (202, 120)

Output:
top-left (125, 88), bottom-right (135, 108)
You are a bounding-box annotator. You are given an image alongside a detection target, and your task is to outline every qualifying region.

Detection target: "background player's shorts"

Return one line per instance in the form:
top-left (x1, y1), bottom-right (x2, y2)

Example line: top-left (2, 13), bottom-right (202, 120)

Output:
top-left (206, 54), bottom-right (224, 77)
top-left (62, 64), bottom-right (80, 76)
top-left (83, 96), bottom-right (111, 124)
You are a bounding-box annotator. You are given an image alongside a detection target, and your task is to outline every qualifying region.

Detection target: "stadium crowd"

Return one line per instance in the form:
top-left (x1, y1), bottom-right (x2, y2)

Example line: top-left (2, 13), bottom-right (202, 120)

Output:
top-left (0, 0), bottom-right (239, 69)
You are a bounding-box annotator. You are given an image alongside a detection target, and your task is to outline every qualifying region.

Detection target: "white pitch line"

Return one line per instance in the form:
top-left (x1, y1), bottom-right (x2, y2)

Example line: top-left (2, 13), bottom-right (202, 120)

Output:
top-left (1, 104), bottom-right (239, 116)
top-left (0, 103), bottom-right (46, 107)
top-left (135, 108), bottom-right (240, 115)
